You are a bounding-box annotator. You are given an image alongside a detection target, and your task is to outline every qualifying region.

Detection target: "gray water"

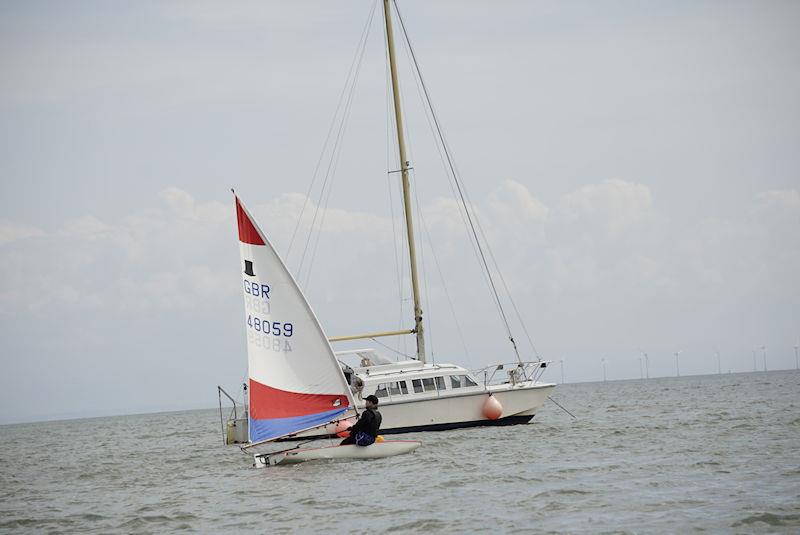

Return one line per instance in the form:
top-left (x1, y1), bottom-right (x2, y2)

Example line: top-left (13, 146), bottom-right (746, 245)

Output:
top-left (1, 371), bottom-right (799, 534)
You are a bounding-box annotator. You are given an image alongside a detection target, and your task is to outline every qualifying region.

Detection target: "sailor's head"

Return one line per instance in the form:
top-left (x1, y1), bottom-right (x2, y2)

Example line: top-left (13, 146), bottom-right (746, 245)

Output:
top-left (364, 395), bottom-right (379, 409)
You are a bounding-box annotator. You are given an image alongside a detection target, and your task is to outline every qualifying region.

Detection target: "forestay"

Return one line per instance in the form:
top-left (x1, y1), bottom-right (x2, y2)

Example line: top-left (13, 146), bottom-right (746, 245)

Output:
top-left (235, 195), bottom-right (354, 443)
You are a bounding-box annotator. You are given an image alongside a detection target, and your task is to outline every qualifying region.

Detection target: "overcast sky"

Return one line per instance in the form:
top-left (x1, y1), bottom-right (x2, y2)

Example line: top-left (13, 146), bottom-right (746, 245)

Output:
top-left (1, 1), bottom-right (798, 423)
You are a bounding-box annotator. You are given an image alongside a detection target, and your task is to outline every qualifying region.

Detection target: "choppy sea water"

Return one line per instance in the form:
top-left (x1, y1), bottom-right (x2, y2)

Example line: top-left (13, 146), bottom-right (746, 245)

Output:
top-left (1, 370), bottom-right (799, 534)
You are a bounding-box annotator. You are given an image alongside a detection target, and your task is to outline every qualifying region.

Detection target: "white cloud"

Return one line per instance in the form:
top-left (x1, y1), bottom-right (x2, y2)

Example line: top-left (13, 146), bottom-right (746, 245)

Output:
top-left (489, 179), bottom-right (549, 223)
top-left (3, 182), bottom-right (797, 321)
top-left (557, 178), bottom-right (652, 235)
top-left (58, 215), bottom-right (112, 240)
top-left (0, 221), bottom-right (45, 245)
top-left (752, 190), bottom-right (800, 227)
top-left (1, 182), bottom-right (797, 356)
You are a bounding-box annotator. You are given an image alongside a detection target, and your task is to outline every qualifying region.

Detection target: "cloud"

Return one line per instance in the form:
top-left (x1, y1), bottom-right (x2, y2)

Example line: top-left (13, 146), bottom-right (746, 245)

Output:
top-left (489, 179), bottom-right (549, 223)
top-left (752, 189), bottom-right (800, 228)
top-left (0, 189), bottom-right (235, 315)
top-left (58, 215), bottom-right (112, 240)
top-left (557, 178), bottom-right (652, 235)
top-left (3, 182), bottom-right (797, 322)
top-left (0, 221), bottom-right (45, 245)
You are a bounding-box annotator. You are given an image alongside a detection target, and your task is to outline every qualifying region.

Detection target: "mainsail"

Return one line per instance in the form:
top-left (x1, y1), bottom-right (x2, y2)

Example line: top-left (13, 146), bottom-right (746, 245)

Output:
top-left (235, 195), bottom-right (353, 443)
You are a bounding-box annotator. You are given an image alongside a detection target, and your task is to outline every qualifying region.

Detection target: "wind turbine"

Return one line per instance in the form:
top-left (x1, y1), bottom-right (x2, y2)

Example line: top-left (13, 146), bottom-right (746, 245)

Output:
top-left (638, 348), bottom-right (650, 379)
top-left (761, 345), bottom-right (767, 372)
top-left (674, 350), bottom-right (682, 377)
top-left (560, 359), bottom-right (565, 384)
top-left (715, 350), bottom-right (721, 375)
top-left (795, 343), bottom-right (799, 370)
top-left (638, 355), bottom-right (644, 379)
top-left (601, 357), bottom-right (607, 382)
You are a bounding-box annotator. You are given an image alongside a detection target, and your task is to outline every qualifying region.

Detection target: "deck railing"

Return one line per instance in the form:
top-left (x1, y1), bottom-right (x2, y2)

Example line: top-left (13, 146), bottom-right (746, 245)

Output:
top-left (473, 360), bottom-right (551, 387)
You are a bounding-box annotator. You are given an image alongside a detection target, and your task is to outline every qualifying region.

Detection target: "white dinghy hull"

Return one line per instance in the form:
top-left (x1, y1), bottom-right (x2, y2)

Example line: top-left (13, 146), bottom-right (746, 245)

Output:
top-left (255, 440), bottom-right (421, 467)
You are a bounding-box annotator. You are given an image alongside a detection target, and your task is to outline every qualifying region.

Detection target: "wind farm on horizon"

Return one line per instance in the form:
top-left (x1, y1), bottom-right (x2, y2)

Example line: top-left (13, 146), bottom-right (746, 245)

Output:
top-left (554, 343), bottom-right (800, 384)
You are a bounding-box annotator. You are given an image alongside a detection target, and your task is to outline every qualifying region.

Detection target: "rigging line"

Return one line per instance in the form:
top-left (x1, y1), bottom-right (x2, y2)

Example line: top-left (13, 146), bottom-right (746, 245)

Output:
top-left (298, 9), bottom-right (375, 287)
top-left (411, 168), bottom-right (435, 363)
top-left (390, 3), bottom-right (491, 363)
top-left (475, 221), bottom-right (540, 358)
top-left (400, 30), bottom-right (539, 360)
top-left (432, 128), bottom-right (537, 358)
top-left (370, 337), bottom-right (413, 360)
top-left (416, 187), bottom-right (471, 361)
top-left (391, 26), bottom-right (435, 363)
top-left (384, 24), bottom-right (404, 356)
top-left (303, 45), bottom-right (369, 290)
top-left (388, 0), bottom-right (504, 333)
top-left (395, 19), bottom-right (505, 344)
top-left (548, 396), bottom-right (577, 419)
top-left (399, 174), bottom-right (410, 359)
top-left (303, 51), bottom-right (367, 290)
top-left (286, 0), bottom-right (378, 263)
top-left (405, 64), bottom-right (502, 335)
top-left (447, 146), bottom-right (540, 358)
top-left (394, 1), bottom-right (521, 362)
top-left (384, 8), bottom-right (410, 358)
top-left (386, 113), bottom-right (405, 355)
top-left (298, 3), bottom-right (376, 286)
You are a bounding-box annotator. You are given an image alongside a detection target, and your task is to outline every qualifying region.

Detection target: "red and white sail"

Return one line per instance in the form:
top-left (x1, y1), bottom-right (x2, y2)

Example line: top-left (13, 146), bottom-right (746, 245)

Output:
top-left (234, 194), bottom-right (353, 443)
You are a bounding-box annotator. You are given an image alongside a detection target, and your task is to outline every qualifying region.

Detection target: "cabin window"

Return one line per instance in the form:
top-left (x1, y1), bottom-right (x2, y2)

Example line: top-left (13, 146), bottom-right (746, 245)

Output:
top-left (412, 379), bottom-right (423, 393)
top-left (374, 383), bottom-right (389, 398)
top-left (389, 381), bottom-right (408, 395)
top-left (422, 377), bottom-right (436, 392)
top-left (435, 376), bottom-right (446, 390)
top-left (451, 374), bottom-right (478, 388)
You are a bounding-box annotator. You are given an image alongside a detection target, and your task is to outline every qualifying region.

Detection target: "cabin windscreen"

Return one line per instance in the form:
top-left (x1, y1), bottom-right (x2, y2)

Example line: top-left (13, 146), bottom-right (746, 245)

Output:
top-left (235, 196), bottom-right (352, 443)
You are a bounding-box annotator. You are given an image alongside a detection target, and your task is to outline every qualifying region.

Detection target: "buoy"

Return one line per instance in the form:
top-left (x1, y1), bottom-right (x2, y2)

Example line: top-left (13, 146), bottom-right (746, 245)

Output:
top-left (482, 394), bottom-right (502, 420)
top-left (335, 420), bottom-right (352, 438)
top-left (376, 435), bottom-right (385, 443)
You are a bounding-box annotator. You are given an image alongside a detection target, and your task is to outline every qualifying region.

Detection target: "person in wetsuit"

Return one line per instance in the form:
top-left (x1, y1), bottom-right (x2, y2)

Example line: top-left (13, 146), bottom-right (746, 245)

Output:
top-left (340, 395), bottom-right (382, 446)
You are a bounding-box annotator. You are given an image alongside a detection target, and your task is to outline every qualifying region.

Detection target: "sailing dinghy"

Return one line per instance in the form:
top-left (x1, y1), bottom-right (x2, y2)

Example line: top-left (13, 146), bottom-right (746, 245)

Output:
top-left (234, 193), bottom-right (420, 466)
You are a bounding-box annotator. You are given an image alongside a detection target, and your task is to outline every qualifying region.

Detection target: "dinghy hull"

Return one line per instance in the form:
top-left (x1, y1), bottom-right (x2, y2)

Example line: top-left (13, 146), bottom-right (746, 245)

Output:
top-left (255, 440), bottom-right (421, 467)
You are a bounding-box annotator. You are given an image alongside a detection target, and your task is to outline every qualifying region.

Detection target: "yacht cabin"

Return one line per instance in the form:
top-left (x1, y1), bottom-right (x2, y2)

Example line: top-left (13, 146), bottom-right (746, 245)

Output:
top-left (336, 349), bottom-right (484, 405)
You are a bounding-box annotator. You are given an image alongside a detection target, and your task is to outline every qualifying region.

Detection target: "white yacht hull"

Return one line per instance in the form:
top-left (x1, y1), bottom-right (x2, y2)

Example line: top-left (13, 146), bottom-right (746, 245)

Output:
top-left (288, 381), bottom-right (555, 439)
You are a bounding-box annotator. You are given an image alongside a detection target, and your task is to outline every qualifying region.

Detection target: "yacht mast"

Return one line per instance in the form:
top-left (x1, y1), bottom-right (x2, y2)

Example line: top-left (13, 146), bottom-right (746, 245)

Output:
top-left (383, 0), bottom-right (425, 363)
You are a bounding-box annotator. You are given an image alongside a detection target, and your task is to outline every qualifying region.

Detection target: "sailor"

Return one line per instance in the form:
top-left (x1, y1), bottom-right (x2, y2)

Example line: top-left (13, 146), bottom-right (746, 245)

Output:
top-left (340, 395), bottom-right (382, 446)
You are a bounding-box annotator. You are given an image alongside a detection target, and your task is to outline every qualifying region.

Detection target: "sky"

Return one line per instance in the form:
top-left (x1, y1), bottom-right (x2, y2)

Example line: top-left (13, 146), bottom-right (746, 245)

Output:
top-left (1, 0), bottom-right (798, 424)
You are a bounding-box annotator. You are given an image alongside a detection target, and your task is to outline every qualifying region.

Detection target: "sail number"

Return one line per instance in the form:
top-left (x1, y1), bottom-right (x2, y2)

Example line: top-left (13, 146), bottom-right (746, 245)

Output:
top-left (244, 280), bottom-right (270, 300)
top-left (247, 315), bottom-right (293, 337)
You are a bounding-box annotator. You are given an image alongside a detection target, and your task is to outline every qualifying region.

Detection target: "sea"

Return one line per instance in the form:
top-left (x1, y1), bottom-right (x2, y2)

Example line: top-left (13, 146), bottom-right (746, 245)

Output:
top-left (1, 370), bottom-right (798, 534)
